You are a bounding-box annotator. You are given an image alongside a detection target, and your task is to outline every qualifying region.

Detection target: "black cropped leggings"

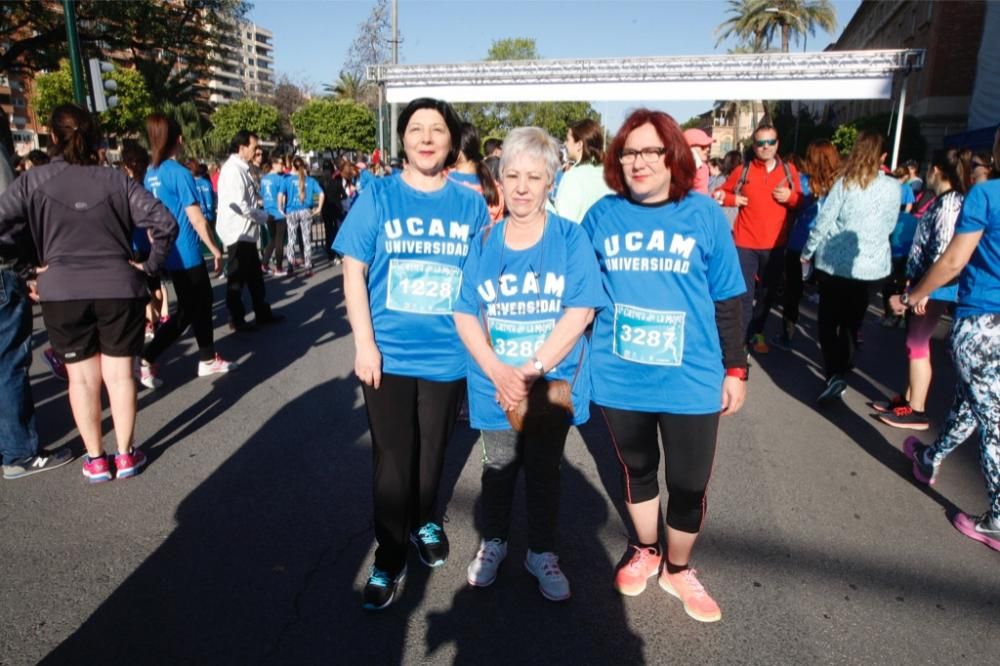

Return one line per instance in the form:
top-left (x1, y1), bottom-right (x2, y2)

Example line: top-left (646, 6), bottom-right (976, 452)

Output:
top-left (602, 407), bottom-right (720, 534)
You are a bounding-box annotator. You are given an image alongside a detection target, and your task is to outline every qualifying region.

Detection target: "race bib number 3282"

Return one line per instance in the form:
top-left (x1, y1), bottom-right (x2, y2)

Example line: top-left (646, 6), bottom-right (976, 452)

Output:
top-left (386, 259), bottom-right (462, 315)
top-left (612, 304), bottom-right (685, 366)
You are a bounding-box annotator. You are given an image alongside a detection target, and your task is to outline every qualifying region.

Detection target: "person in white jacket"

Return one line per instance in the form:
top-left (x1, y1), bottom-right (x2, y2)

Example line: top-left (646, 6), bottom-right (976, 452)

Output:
top-left (216, 130), bottom-right (283, 331)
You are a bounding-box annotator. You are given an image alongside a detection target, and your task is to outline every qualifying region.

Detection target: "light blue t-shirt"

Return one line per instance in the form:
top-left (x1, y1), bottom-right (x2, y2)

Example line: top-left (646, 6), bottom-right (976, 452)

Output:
top-left (955, 180), bottom-right (1000, 318)
top-left (283, 174), bottom-right (323, 214)
top-left (454, 214), bottom-right (604, 430)
top-left (144, 159), bottom-right (203, 271)
top-left (194, 176), bottom-right (215, 222)
top-left (333, 176), bottom-right (491, 381)
top-left (582, 193), bottom-right (746, 414)
top-left (260, 172), bottom-right (286, 219)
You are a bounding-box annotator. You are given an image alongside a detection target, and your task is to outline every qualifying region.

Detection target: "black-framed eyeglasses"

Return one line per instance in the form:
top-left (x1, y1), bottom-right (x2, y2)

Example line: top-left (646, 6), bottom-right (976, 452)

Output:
top-left (619, 147), bottom-right (666, 164)
top-left (754, 139), bottom-right (778, 147)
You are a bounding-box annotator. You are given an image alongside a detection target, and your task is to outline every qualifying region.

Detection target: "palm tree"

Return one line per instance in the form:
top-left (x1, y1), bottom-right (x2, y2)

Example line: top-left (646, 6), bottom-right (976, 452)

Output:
top-left (715, 0), bottom-right (837, 53)
top-left (324, 71), bottom-right (369, 103)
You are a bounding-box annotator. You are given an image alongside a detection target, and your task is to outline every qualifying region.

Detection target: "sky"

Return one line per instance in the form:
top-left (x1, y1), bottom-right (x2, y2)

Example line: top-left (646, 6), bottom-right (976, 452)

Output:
top-left (248, 0), bottom-right (863, 131)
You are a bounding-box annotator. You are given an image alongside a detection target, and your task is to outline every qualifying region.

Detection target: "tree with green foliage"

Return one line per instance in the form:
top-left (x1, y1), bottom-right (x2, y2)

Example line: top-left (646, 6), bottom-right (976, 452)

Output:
top-left (34, 59), bottom-right (154, 136)
top-left (454, 38), bottom-right (600, 140)
top-left (831, 124), bottom-right (858, 154)
top-left (208, 100), bottom-right (281, 146)
top-left (681, 116), bottom-right (707, 130)
top-left (323, 71), bottom-right (375, 107)
top-left (291, 100), bottom-right (376, 152)
top-left (1, 0), bottom-right (249, 117)
top-left (162, 101), bottom-right (227, 160)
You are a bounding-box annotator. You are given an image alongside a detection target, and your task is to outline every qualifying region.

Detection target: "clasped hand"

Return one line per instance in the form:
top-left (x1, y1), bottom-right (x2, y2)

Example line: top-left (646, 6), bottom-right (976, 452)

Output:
top-left (490, 362), bottom-right (537, 412)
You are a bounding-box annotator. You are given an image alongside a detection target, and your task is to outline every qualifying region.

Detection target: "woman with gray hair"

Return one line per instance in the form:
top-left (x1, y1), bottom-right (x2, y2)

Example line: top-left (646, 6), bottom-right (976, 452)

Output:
top-left (453, 127), bottom-right (603, 601)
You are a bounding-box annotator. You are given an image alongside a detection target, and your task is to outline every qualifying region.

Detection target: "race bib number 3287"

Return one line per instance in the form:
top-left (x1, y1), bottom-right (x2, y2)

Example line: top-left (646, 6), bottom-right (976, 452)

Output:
top-left (386, 259), bottom-right (462, 315)
top-left (613, 304), bottom-right (685, 366)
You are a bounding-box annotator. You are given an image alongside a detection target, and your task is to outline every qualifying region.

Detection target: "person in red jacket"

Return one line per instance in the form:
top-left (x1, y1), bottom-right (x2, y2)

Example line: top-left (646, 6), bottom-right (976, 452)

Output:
top-left (716, 125), bottom-right (801, 354)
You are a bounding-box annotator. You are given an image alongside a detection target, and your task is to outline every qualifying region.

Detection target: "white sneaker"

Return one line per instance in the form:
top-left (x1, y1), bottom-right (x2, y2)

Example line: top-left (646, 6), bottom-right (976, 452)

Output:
top-left (524, 550), bottom-right (570, 601)
top-left (198, 354), bottom-right (237, 377)
top-left (467, 539), bottom-right (507, 587)
top-left (134, 359), bottom-right (162, 389)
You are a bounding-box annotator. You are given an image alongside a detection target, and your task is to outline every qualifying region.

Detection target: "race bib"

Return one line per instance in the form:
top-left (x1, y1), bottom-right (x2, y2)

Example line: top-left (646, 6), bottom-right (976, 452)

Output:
top-left (613, 304), bottom-right (685, 366)
top-left (488, 318), bottom-right (555, 366)
top-left (386, 259), bottom-right (461, 315)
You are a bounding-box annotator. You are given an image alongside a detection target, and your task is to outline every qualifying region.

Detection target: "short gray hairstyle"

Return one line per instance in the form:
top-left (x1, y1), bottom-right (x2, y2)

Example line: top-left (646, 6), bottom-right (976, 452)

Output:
top-left (499, 127), bottom-right (562, 186)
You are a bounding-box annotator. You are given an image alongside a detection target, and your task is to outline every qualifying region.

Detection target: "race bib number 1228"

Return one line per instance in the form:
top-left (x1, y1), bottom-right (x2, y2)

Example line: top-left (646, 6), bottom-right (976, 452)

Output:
top-left (386, 259), bottom-right (462, 315)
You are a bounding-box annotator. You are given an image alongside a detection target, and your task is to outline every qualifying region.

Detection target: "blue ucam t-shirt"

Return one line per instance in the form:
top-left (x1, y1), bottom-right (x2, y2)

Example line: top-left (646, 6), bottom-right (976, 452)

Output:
top-left (582, 192), bottom-right (746, 414)
top-left (787, 174), bottom-right (817, 253)
top-left (144, 159), bottom-right (204, 271)
top-left (333, 176), bottom-right (491, 381)
top-left (283, 175), bottom-right (323, 214)
top-left (358, 168), bottom-right (375, 193)
top-left (195, 176), bottom-right (216, 222)
top-left (260, 172), bottom-right (286, 219)
top-left (955, 180), bottom-right (1000, 318)
top-left (454, 214), bottom-right (604, 430)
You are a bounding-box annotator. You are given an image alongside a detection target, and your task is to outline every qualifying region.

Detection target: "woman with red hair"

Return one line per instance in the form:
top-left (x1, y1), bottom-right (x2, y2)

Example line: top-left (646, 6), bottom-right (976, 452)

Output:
top-left (582, 109), bottom-right (747, 622)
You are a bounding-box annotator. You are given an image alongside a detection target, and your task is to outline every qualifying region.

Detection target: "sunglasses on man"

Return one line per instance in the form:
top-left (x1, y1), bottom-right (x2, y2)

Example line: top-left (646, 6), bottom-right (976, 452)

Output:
top-left (754, 139), bottom-right (778, 147)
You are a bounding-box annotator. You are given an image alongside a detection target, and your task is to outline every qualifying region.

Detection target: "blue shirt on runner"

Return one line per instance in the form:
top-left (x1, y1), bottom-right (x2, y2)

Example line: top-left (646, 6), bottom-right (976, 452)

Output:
top-left (787, 174), bottom-right (818, 253)
top-left (333, 176), bottom-right (491, 381)
top-left (144, 158), bottom-right (204, 271)
top-left (194, 175), bottom-right (216, 222)
top-left (454, 214), bottom-right (604, 430)
top-left (358, 168), bottom-right (375, 193)
top-left (582, 193), bottom-right (746, 414)
top-left (954, 180), bottom-right (1000, 318)
top-left (282, 174), bottom-right (323, 214)
top-left (260, 172), bottom-right (286, 219)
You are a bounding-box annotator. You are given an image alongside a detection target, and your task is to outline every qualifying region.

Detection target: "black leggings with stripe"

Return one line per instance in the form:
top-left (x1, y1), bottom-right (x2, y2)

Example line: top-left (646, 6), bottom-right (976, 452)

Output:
top-left (602, 407), bottom-right (720, 534)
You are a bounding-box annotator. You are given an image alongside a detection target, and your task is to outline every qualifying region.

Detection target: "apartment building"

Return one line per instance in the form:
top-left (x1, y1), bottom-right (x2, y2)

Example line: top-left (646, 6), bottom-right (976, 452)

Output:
top-left (207, 20), bottom-right (275, 105)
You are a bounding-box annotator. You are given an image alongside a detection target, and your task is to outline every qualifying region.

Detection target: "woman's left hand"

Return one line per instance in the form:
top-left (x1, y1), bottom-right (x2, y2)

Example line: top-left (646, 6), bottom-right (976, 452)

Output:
top-left (720, 376), bottom-right (746, 416)
top-left (912, 295), bottom-right (929, 315)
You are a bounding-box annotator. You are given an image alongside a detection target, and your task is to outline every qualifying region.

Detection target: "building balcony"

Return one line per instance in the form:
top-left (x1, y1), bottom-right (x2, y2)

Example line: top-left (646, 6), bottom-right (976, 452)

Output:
top-left (209, 79), bottom-right (241, 94)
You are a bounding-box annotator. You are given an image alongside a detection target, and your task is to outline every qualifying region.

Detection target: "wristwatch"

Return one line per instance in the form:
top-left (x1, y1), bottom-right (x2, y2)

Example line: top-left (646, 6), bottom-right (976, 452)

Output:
top-left (531, 356), bottom-right (546, 376)
top-left (725, 366), bottom-right (749, 381)
top-left (900, 292), bottom-right (911, 308)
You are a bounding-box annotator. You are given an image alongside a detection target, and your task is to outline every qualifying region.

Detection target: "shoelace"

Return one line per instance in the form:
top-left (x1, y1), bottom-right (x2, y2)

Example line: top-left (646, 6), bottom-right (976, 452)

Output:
top-left (478, 539), bottom-right (504, 563)
top-left (534, 553), bottom-right (562, 577)
top-left (676, 569), bottom-right (708, 597)
top-left (417, 523), bottom-right (442, 545)
top-left (892, 405), bottom-right (914, 417)
top-left (368, 567), bottom-right (392, 587)
top-left (625, 546), bottom-right (656, 572)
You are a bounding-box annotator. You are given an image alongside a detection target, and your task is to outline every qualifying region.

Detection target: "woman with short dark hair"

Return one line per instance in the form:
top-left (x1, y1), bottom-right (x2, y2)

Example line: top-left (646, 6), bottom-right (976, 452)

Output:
top-left (334, 98), bottom-right (491, 610)
top-left (0, 104), bottom-right (177, 483)
top-left (582, 109), bottom-right (747, 622)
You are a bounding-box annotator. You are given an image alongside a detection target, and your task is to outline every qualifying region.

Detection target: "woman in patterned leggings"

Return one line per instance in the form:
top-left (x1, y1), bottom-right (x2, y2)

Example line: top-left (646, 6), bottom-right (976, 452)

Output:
top-left (889, 130), bottom-right (1000, 552)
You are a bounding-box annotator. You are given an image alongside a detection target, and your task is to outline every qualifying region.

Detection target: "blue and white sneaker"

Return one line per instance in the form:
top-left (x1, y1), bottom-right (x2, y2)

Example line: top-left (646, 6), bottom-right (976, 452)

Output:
top-left (410, 522), bottom-right (449, 567)
top-left (362, 565), bottom-right (406, 611)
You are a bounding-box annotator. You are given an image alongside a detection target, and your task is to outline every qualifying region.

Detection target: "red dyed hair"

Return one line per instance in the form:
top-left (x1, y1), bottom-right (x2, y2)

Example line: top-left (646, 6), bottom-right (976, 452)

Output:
top-left (603, 109), bottom-right (696, 201)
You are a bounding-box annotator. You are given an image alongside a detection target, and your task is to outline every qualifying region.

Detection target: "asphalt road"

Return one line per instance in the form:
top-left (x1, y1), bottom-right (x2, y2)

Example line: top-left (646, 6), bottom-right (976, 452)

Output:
top-left (1, 258), bottom-right (998, 665)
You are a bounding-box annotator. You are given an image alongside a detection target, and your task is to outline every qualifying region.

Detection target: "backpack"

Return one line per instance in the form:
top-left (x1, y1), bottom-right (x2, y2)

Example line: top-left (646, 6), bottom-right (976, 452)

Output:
top-left (734, 159), bottom-right (793, 197)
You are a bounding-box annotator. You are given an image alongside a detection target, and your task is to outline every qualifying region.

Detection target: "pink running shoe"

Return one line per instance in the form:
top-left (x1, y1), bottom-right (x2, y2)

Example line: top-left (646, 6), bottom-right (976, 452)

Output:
top-left (114, 449), bottom-right (147, 480)
top-left (42, 348), bottom-right (69, 381)
top-left (614, 546), bottom-right (662, 596)
top-left (659, 568), bottom-right (722, 623)
top-left (82, 455), bottom-right (113, 484)
top-left (198, 354), bottom-right (237, 377)
top-left (952, 512), bottom-right (1000, 552)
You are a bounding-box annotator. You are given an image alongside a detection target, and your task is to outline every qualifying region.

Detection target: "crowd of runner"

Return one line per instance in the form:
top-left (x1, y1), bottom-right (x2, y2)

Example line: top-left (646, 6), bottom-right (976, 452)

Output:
top-left (1, 98), bottom-right (997, 622)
